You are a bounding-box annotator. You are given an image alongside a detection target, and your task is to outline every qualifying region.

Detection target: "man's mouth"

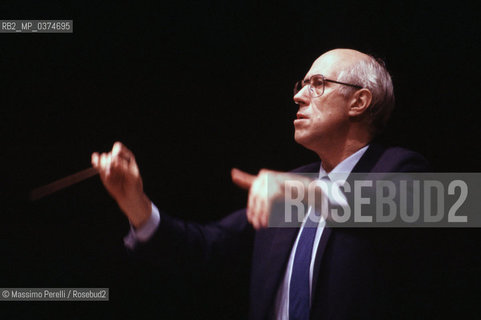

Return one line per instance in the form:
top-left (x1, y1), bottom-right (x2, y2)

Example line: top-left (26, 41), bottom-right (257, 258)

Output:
top-left (296, 113), bottom-right (308, 120)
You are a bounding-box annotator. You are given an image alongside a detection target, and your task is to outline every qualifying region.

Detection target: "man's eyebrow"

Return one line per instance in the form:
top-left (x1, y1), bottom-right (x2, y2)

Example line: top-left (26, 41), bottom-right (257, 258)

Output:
top-left (304, 74), bottom-right (321, 81)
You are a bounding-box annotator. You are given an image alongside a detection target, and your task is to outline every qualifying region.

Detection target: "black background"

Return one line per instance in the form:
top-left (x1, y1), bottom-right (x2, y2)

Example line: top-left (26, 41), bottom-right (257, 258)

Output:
top-left (1, 1), bottom-right (480, 319)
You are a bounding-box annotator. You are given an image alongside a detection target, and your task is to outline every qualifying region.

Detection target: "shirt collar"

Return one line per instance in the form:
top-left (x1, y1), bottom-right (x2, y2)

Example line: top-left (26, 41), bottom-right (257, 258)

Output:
top-left (319, 145), bottom-right (369, 183)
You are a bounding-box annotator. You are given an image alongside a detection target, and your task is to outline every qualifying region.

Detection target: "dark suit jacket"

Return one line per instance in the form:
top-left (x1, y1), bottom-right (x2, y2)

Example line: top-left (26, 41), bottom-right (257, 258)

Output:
top-left (134, 143), bottom-right (433, 319)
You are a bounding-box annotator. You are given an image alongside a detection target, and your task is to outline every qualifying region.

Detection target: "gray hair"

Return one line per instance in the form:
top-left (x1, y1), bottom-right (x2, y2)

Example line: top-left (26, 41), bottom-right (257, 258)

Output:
top-left (336, 55), bottom-right (395, 136)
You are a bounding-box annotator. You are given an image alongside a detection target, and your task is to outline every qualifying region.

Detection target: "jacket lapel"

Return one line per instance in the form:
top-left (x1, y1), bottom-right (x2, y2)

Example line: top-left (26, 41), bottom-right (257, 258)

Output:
top-left (253, 161), bottom-right (323, 319)
top-left (310, 227), bottom-right (332, 303)
top-left (309, 143), bottom-right (385, 306)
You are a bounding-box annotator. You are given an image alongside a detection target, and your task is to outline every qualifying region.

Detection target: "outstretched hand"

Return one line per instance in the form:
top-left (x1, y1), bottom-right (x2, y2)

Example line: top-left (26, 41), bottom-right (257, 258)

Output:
top-left (231, 168), bottom-right (311, 229)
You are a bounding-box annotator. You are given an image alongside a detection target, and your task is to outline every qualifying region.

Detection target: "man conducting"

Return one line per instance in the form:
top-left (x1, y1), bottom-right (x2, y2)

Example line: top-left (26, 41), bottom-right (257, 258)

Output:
top-left (92, 49), bottom-right (430, 319)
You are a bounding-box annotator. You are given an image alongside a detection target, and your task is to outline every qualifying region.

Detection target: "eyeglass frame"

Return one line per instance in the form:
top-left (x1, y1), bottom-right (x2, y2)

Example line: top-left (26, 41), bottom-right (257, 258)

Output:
top-left (294, 74), bottom-right (363, 98)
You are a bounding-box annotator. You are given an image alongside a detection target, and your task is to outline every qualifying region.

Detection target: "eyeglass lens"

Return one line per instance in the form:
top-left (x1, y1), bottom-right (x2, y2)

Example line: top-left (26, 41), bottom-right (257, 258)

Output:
top-left (293, 76), bottom-right (325, 97)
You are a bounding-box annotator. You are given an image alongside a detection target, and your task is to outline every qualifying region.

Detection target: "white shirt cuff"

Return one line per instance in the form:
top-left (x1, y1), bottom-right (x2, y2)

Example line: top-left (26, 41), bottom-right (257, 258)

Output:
top-left (123, 202), bottom-right (161, 250)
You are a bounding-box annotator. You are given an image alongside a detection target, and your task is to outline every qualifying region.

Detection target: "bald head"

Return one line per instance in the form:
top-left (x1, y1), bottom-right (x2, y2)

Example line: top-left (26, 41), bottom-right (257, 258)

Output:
top-left (311, 49), bottom-right (372, 79)
top-left (309, 48), bottom-right (395, 135)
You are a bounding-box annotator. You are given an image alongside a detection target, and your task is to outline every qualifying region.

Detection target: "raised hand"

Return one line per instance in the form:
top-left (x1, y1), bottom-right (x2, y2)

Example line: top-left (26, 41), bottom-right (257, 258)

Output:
top-left (91, 142), bottom-right (151, 228)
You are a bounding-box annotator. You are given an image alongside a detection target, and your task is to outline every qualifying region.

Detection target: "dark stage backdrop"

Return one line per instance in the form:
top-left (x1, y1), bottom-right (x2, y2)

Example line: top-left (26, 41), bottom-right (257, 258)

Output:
top-left (1, 1), bottom-right (480, 319)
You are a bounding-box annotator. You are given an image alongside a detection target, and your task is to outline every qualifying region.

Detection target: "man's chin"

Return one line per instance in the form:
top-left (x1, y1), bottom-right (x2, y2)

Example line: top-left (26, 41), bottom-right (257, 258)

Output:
top-left (294, 133), bottom-right (309, 148)
top-left (294, 133), bottom-right (320, 153)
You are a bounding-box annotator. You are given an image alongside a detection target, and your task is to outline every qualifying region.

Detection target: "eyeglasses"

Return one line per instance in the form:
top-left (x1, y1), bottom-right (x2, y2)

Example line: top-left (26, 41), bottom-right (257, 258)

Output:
top-left (293, 74), bottom-right (363, 98)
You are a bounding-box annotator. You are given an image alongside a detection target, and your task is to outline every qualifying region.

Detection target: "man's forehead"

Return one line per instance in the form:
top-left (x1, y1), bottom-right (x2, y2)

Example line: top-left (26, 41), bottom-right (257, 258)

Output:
top-left (305, 49), bottom-right (366, 79)
top-left (305, 56), bottom-right (342, 79)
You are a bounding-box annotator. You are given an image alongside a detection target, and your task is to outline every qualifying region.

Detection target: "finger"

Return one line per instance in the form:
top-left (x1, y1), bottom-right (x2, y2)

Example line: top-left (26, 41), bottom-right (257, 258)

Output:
top-left (250, 186), bottom-right (260, 229)
top-left (261, 201), bottom-right (270, 228)
top-left (250, 179), bottom-right (265, 229)
top-left (231, 168), bottom-right (256, 190)
top-left (91, 152), bottom-right (100, 169)
top-left (99, 153), bottom-right (111, 181)
top-left (100, 153), bottom-right (108, 172)
top-left (251, 194), bottom-right (260, 229)
top-left (248, 183), bottom-right (261, 229)
top-left (112, 141), bottom-right (134, 163)
top-left (256, 174), bottom-right (271, 229)
top-left (113, 141), bottom-right (140, 178)
top-left (256, 181), bottom-right (268, 229)
top-left (258, 199), bottom-right (268, 228)
top-left (247, 188), bottom-right (255, 225)
top-left (111, 148), bottom-right (135, 172)
top-left (105, 153), bottom-right (112, 177)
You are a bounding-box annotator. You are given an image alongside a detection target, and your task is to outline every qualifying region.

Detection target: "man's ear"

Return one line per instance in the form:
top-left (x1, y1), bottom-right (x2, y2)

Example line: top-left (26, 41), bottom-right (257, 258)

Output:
top-left (348, 88), bottom-right (372, 117)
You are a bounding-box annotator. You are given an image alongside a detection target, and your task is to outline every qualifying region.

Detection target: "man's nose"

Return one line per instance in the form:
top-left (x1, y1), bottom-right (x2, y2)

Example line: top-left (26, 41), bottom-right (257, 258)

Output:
top-left (293, 86), bottom-right (310, 106)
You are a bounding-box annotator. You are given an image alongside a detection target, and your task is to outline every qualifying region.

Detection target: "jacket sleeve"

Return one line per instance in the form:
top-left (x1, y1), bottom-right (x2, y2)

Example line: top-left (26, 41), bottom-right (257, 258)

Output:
top-left (129, 208), bottom-right (255, 270)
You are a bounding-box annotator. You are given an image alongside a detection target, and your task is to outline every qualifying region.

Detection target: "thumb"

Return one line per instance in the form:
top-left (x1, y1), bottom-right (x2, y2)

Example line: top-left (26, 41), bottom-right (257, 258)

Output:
top-left (231, 168), bottom-right (256, 190)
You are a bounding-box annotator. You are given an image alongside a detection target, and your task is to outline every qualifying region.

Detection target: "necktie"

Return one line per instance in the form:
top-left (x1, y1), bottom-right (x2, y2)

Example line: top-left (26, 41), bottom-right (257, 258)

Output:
top-left (289, 176), bottom-right (329, 320)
